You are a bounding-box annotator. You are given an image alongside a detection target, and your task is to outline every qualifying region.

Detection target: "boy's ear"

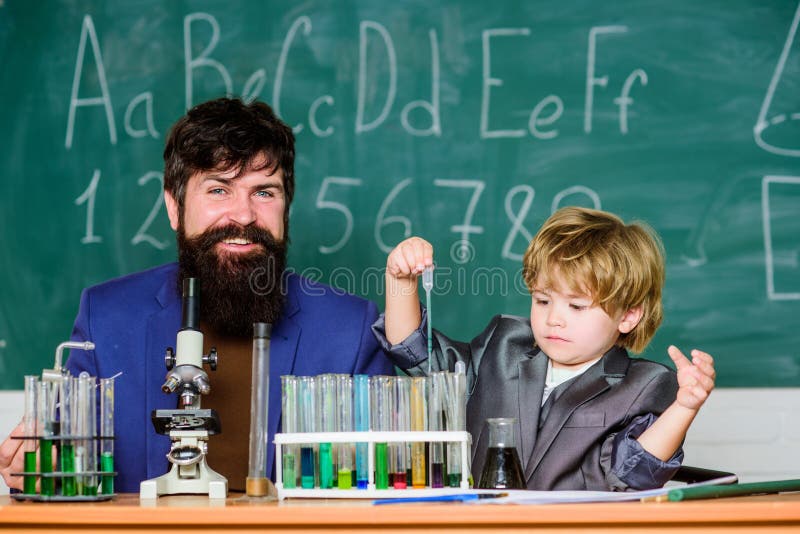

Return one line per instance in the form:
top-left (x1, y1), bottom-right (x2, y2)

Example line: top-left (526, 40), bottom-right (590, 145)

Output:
top-left (164, 190), bottom-right (180, 231)
top-left (617, 306), bottom-right (644, 334)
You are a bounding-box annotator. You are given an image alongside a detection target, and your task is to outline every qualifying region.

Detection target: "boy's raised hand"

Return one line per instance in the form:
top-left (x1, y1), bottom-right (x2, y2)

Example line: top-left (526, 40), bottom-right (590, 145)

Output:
top-left (668, 345), bottom-right (716, 411)
top-left (386, 237), bottom-right (434, 280)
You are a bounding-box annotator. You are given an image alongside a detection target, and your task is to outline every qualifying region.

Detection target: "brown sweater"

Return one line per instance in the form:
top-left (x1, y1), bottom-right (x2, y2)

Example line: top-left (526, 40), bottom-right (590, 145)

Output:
top-left (201, 327), bottom-right (254, 492)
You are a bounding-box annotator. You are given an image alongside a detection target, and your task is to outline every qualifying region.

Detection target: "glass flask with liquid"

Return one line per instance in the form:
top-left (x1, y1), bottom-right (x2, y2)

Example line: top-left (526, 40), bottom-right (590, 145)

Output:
top-left (477, 417), bottom-right (525, 489)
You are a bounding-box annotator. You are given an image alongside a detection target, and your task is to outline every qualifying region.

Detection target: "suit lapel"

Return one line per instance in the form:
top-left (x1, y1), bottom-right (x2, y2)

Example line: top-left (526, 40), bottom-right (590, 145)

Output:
top-left (144, 273), bottom-right (182, 478)
top-left (524, 347), bottom-right (629, 483)
top-left (265, 279), bottom-right (301, 478)
top-left (518, 350), bottom-right (547, 473)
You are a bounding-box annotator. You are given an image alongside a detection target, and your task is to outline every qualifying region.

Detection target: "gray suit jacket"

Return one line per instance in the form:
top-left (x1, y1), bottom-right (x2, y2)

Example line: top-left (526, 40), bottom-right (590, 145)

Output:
top-left (373, 313), bottom-right (682, 490)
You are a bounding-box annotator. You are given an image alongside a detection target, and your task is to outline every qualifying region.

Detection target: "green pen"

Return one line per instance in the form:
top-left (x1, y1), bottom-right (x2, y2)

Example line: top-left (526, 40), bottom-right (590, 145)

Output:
top-left (667, 479), bottom-right (800, 502)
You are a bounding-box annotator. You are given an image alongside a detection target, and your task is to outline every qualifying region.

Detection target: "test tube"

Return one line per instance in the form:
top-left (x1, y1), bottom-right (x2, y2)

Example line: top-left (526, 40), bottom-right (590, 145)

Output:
top-left (422, 266), bottom-right (434, 375)
top-left (77, 372), bottom-right (97, 495)
top-left (58, 376), bottom-right (77, 496)
top-left (410, 376), bottom-right (428, 488)
top-left (353, 374), bottom-right (370, 489)
top-left (392, 376), bottom-right (410, 489)
top-left (298, 376), bottom-right (317, 488)
top-left (336, 375), bottom-right (353, 489)
top-left (37, 380), bottom-right (56, 496)
top-left (247, 323), bottom-right (271, 497)
top-left (22, 376), bottom-right (38, 495)
top-left (446, 364), bottom-right (468, 487)
top-left (281, 375), bottom-right (299, 489)
top-left (428, 372), bottom-right (447, 488)
top-left (99, 377), bottom-right (114, 495)
top-left (316, 374), bottom-right (336, 488)
top-left (370, 376), bottom-right (391, 489)
top-left (70, 376), bottom-right (84, 495)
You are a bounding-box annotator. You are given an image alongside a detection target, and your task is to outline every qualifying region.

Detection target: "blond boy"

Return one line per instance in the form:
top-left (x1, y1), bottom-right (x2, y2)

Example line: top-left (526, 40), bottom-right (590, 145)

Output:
top-left (372, 207), bottom-right (715, 490)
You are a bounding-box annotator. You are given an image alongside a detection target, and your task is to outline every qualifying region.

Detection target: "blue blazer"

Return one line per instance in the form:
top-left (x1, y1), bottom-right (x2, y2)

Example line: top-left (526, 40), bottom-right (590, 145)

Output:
top-left (66, 263), bottom-right (394, 493)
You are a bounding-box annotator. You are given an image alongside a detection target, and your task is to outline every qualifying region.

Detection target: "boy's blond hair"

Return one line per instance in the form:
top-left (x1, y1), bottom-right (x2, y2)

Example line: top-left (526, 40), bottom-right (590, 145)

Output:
top-left (522, 207), bottom-right (665, 353)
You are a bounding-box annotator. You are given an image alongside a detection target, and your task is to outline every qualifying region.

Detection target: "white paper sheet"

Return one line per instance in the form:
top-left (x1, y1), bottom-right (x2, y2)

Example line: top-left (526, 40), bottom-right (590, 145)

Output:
top-left (469, 475), bottom-right (739, 505)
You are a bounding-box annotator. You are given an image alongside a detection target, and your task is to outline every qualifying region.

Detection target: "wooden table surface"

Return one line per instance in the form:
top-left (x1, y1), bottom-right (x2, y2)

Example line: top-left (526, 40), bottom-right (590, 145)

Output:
top-left (2, 492), bottom-right (800, 533)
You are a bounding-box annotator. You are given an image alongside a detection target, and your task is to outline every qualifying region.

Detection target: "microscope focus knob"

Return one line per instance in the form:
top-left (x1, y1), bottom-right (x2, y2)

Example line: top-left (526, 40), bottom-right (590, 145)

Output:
top-left (204, 347), bottom-right (218, 371)
top-left (165, 347), bottom-right (176, 370)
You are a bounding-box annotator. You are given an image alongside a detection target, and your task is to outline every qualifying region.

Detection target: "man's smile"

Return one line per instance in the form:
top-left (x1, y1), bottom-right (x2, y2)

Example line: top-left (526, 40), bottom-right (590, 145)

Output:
top-left (217, 237), bottom-right (262, 253)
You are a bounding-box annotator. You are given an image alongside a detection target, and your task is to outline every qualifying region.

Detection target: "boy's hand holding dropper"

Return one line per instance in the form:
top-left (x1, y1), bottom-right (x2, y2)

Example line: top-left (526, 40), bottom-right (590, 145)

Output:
top-left (385, 237), bottom-right (433, 345)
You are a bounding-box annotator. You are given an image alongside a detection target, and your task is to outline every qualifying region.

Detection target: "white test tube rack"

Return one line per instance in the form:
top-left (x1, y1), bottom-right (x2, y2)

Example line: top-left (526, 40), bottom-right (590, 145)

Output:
top-left (274, 430), bottom-right (471, 500)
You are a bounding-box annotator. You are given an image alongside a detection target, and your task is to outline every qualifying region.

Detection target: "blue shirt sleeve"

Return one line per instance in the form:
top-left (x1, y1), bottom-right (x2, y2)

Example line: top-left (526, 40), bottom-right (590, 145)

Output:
top-left (370, 307), bottom-right (431, 370)
top-left (609, 413), bottom-right (683, 490)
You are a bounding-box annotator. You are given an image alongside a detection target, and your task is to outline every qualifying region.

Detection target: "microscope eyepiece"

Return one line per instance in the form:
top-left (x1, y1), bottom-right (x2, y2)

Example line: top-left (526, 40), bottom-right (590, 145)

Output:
top-left (181, 278), bottom-right (200, 330)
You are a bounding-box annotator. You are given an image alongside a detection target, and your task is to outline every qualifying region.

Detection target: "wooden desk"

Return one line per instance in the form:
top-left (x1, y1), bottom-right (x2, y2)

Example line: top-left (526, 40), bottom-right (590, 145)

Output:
top-left (1, 493), bottom-right (800, 533)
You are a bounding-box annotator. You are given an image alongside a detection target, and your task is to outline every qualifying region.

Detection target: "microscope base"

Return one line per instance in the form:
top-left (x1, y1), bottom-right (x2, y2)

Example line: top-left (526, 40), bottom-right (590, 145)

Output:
top-left (140, 459), bottom-right (228, 499)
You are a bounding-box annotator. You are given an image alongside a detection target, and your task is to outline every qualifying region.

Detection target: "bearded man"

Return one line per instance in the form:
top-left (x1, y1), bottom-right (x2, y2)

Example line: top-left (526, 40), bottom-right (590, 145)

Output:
top-left (0, 98), bottom-right (393, 493)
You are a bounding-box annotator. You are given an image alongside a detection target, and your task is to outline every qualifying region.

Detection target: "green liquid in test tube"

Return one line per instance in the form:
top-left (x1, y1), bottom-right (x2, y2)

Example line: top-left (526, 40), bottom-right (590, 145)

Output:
top-left (78, 373), bottom-right (98, 496)
top-left (374, 443), bottom-right (388, 488)
top-left (22, 376), bottom-right (38, 495)
top-left (319, 443), bottom-right (332, 488)
top-left (37, 380), bottom-right (55, 496)
top-left (59, 376), bottom-right (77, 496)
top-left (281, 375), bottom-right (299, 489)
top-left (100, 377), bottom-right (115, 494)
top-left (336, 375), bottom-right (353, 489)
top-left (23, 451), bottom-right (37, 494)
top-left (61, 439), bottom-right (77, 497)
top-left (370, 376), bottom-right (391, 490)
top-left (446, 363), bottom-right (468, 487)
top-left (317, 374), bottom-right (335, 489)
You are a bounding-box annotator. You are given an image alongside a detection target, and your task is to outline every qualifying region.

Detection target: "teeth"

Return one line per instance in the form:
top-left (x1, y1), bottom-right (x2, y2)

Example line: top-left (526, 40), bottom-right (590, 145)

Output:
top-left (223, 238), bottom-right (252, 245)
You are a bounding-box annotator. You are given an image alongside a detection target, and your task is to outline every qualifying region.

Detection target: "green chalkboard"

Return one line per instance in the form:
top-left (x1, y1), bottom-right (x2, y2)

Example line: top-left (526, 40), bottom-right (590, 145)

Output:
top-left (1, 0), bottom-right (799, 388)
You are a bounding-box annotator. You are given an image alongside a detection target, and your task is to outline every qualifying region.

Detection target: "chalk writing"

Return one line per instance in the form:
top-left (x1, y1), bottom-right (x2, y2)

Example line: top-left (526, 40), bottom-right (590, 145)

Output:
top-left (65, 15), bottom-right (116, 149)
top-left (754, 1), bottom-right (800, 157)
top-left (374, 178), bottom-right (413, 254)
top-left (762, 175), bottom-right (800, 300)
top-left (74, 169), bottom-right (102, 245)
top-left (316, 177), bottom-right (364, 254)
top-left (131, 172), bottom-right (169, 250)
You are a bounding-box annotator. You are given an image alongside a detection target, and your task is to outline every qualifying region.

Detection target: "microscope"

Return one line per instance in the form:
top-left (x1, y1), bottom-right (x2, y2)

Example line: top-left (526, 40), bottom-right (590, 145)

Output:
top-left (139, 278), bottom-right (227, 499)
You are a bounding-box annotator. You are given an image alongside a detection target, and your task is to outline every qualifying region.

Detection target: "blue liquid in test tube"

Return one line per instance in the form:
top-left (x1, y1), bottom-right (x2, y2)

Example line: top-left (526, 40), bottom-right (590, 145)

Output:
top-left (354, 375), bottom-right (370, 489)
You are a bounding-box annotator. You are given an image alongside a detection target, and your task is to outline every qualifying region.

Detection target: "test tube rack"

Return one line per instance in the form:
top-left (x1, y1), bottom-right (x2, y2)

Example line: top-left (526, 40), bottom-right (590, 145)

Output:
top-left (10, 434), bottom-right (117, 502)
top-left (274, 430), bottom-right (471, 500)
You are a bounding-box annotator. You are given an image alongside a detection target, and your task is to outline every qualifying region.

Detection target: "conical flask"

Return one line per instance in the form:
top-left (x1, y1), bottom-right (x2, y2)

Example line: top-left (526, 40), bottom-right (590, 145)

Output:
top-left (477, 417), bottom-right (525, 489)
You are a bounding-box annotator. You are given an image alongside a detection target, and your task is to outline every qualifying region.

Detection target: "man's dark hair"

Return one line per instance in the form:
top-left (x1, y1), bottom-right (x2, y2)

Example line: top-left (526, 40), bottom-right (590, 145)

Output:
top-left (163, 97), bottom-right (295, 228)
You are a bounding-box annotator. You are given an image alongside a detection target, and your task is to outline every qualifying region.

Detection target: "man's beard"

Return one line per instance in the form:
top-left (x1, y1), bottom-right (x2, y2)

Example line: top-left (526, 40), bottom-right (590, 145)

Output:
top-left (177, 224), bottom-right (287, 336)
